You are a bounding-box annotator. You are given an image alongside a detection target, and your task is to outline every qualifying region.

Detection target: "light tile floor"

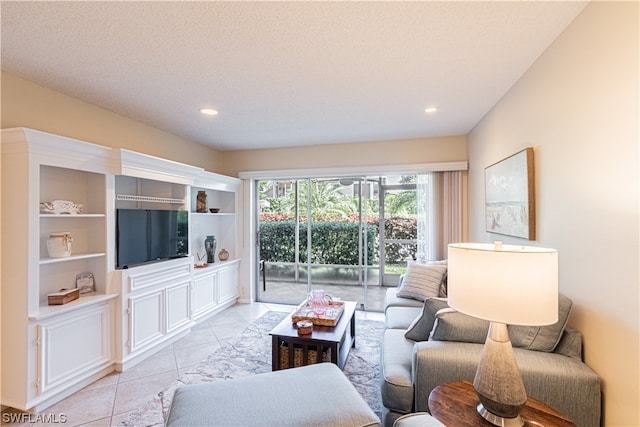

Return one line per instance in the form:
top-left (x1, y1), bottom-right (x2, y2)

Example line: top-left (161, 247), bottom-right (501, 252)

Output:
top-left (2, 301), bottom-right (383, 427)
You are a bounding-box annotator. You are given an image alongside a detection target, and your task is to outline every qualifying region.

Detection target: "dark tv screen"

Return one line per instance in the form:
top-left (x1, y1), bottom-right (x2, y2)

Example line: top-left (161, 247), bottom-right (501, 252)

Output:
top-left (116, 209), bottom-right (188, 268)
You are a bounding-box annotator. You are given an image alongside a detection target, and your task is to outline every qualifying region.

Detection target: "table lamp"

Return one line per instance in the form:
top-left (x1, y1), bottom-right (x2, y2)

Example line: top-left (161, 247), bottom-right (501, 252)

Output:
top-left (447, 242), bottom-right (558, 427)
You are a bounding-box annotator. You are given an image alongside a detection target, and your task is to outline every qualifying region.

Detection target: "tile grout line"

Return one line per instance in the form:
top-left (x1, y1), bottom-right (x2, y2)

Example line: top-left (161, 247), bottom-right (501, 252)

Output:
top-left (106, 375), bottom-right (118, 425)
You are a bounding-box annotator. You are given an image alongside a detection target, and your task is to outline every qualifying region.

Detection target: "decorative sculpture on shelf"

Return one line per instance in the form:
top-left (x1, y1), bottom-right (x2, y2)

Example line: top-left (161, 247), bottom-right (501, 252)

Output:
top-left (196, 191), bottom-right (207, 213)
top-left (40, 200), bottom-right (84, 215)
top-left (195, 252), bottom-right (207, 267)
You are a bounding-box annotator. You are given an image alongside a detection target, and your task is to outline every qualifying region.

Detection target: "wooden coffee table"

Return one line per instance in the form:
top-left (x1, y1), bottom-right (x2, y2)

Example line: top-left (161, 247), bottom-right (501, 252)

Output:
top-left (270, 300), bottom-right (356, 371)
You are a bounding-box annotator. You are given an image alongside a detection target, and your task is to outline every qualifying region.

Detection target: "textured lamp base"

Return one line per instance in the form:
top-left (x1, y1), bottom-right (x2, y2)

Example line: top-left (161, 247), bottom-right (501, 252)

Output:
top-left (473, 322), bottom-right (527, 426)
top-left (478, 403), bottom-right (524, 427)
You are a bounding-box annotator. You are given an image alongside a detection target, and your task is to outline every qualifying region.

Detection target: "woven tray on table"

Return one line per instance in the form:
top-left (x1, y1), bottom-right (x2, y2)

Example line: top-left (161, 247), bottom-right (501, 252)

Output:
top-left (290, 300), bottom-right (345, 326)
top-left (279, 343), bottom-right (332, 369)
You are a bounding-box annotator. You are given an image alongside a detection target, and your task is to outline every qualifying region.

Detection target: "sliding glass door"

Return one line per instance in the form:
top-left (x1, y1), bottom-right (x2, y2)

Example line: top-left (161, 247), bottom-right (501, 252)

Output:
top-left (256, 174), bottom-right (417, 311)
top-left (256, 177), bottom-right (368, 307)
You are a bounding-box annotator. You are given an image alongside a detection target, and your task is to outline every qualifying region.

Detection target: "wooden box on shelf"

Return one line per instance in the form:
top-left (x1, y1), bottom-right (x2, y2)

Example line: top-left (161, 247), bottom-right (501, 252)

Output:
top-left (47, 288), bottom-right (80, 305)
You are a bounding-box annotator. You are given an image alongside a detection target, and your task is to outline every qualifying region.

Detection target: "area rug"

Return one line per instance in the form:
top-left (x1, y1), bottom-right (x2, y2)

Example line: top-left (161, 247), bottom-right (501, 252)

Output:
top-left (121, 311), bottom-right (384, 426)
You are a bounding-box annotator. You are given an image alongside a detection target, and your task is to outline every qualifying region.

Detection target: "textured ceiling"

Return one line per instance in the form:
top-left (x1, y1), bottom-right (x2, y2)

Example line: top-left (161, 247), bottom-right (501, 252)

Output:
top-left (0, 1), bottom-right (587, 151)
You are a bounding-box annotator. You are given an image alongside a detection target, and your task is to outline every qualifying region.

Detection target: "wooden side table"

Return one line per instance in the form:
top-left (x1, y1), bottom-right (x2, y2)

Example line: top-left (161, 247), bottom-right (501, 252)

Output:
top-left (428, 381), bottom-right (576, 427)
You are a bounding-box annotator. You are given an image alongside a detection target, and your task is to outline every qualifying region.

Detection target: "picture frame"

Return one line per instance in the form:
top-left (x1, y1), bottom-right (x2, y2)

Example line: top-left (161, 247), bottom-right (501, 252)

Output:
top-left (485, 147), bottom-right (535, 240)
top-left (76, 272), bottom-right (95, 294)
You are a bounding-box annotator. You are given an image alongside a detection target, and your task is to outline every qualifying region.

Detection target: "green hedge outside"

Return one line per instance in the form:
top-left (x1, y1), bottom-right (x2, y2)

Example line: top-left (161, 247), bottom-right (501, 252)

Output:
top-left (259, 218), bottom-right (416, 266)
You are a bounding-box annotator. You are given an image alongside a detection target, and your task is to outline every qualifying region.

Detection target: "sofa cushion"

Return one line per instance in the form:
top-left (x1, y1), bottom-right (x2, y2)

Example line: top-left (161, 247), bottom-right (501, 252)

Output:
top-left (385, 288), bottom-right (424, 312)
top-left (396, 262), bottom-right (447, 302)
top-left (386, 306), bottom-right (423, 330)
top-left (381, 329), bottom-right (416, 414)
top-left (404, 298), bottom-right (449, 341)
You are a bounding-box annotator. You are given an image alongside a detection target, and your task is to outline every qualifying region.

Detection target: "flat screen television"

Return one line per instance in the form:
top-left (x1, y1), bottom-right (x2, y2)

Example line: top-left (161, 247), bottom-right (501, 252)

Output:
top-left (116, 209), bottom-right (189, 269)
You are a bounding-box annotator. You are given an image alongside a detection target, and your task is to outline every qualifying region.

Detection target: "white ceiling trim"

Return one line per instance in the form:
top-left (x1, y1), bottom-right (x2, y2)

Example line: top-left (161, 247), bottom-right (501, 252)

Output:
top-left (237, 161), bottom-right (468, 180)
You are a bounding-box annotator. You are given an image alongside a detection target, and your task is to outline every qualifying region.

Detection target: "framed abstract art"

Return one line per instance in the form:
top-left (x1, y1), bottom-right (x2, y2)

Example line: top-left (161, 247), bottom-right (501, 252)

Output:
top-left (485, 147), bottom-right (535, 240)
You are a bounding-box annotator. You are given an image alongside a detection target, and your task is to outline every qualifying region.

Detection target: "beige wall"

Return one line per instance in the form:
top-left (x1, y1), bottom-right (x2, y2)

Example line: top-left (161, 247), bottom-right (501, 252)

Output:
top-left (1, 70), bottom-right (467, 179)
top-left (1, 72), bottom-right (222, 171)
top-left (218, 135), bottom-right (467, 176)
top-left (468, 2), bottom-right (639, 426)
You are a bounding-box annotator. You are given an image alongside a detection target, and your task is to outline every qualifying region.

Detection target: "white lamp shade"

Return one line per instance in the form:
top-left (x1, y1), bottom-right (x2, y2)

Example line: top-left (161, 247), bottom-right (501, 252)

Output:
top-left (448, 243), bottom-right (558, 326)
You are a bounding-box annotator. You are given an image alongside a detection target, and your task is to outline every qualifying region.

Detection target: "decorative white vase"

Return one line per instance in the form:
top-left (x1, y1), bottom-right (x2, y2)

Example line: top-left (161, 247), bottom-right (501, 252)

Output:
top-left (47, 232), bottom-right (73, 258)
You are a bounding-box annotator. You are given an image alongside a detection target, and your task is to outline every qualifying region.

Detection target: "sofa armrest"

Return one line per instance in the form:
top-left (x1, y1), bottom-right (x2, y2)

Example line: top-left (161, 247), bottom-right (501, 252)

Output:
top-left (553, 327), bottom-right (583, 359)
top-left (384, 287), bottom-right (423, 314)
top-left (412, 341), bottom-right (601, 427)
top-left (412, 341), bottom-right (479, 413)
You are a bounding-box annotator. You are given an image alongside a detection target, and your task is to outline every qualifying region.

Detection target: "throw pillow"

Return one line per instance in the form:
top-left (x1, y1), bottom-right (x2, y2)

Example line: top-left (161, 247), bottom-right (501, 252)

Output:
top-left (423, 294), bottom-right (573, 353)
top-left (430, 308), bottom-right (490, 343)
top-left (404, 297), bottom-right (449, 341)
top-left (396, 262), bottom-right (447, 302)
top-left (424, 259), bottom-right (449, 297)
top-left (509, 293), bottom-right (573, 352)
top-left (439, 270), bottom-right (448, 297)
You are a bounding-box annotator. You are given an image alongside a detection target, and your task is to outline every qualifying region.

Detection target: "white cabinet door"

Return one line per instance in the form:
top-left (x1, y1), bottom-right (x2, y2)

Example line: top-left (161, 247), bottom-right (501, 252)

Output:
top-left (192, 270), bottom-right (217, 320)
top-left (218, 264), bottom-right (239, 305)
top-left (128, 290), bottom-right (163, 353)
top-left (121, 259), bottom-right (195, 361)
top-left (166, 280), bottom-right (191, 333)
top-left (38, 303), bottom-right (111, 394)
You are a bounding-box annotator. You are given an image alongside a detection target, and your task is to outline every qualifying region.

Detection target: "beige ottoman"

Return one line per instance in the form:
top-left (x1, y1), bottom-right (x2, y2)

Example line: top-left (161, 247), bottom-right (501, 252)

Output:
top-left (166, 363), bottom-right (380, 426)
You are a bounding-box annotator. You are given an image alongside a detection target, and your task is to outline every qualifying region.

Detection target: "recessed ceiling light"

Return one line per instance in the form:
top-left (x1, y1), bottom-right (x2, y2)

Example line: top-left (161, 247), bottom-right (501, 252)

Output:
top-left (199, 108), bottom-right (219, 116)
top-left (424, 106), bottom-right (438, 114)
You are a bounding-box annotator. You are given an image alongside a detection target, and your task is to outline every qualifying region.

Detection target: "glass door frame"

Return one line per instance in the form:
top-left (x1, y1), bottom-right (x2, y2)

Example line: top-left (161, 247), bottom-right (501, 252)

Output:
top-left (378, 180), bottom-right (417, 286)
top-left (255, 176), bottom-right (373, 309)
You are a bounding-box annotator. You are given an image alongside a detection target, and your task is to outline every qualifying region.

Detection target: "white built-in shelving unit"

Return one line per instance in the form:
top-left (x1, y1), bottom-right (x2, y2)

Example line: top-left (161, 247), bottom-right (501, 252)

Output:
top-left (190, 170), bottom-right (241, 265)
top-left (1, 128), bottom-right (242, 412)
top-left (110, 151), bottom-right (197, 371)
top-left (1, 129), bottom-right (115, 412)
top-left (189, 171), bottom-right (242, 321)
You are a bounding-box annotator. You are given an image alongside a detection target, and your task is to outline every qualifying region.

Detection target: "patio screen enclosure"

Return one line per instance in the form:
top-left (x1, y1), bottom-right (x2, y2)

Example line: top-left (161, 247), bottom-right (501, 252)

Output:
top-left (256, 175), bottom-right (418, 311)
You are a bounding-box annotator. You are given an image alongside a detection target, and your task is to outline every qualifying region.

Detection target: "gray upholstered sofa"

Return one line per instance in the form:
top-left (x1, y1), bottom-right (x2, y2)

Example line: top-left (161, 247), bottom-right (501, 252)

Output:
top-left (379, 266), bottom-right (601, 427)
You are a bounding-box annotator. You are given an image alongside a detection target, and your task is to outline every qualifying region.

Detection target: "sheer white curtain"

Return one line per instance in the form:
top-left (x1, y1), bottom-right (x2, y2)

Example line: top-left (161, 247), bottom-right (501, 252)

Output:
top-left (416, 171), bottom-right (462, 262)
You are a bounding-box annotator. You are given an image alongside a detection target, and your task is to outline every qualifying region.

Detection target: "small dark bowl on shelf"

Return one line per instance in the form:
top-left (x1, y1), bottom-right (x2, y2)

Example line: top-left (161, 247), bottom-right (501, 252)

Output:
top-left (209, 208), bottom-right (220, 213)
